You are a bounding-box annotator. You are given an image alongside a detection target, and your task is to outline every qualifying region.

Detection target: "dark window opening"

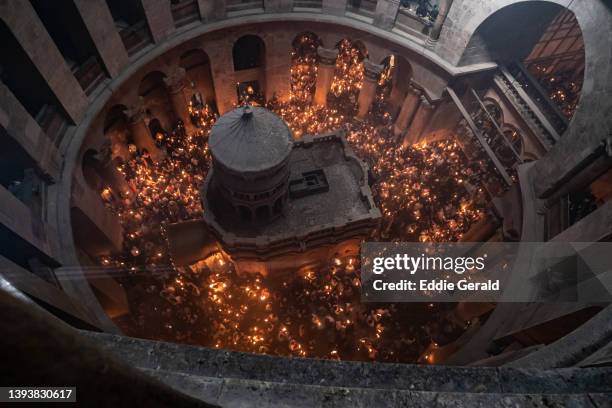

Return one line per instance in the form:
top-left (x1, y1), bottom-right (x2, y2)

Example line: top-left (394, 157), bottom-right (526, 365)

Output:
top-left (233, 35), bottom-right (265, 71)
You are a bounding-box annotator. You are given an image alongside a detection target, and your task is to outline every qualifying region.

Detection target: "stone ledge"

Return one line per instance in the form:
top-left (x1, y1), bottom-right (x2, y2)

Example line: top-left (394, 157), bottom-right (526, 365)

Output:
top-left (83, 331), bottom-right (612, 395)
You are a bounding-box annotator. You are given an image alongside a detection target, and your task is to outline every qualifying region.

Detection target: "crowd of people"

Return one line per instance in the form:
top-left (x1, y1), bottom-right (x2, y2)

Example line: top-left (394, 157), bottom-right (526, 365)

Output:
top-left (100, 36), bottom-right (493, 363)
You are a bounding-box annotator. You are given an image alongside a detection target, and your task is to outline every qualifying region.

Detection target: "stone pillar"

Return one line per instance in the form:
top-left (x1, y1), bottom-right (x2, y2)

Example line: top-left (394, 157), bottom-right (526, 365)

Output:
top-left (0, 1), bottom-right (88, 123)
top-left (388, 78), bottom-right (406, 117)
top-left (140, 0), bottom-right (175, 43)
top-left (0, 82), bottom-right (61, 182)
top-left (127, 105), bottom-right (164, 162)
top-left (164, 68), bottom-right (191, 129)
top-left (264, 0), bottom-right (292, 12)
top-left (198, 0), bottom-right (226, 22)
top-left (208, 41), bottom-right (236, 114)
top-left (357, 60), bottom-right (383, 119)
top-left (427, 0), bottom-right (454, 47)
top-left (373, 0), bottom-right (401, 30)
top-left (265, 34), bottom-right (293, 103)
top-left (314, 47), bottom-right (339, 107)
top-left (322, 0), bottom-right (348, 16)
top-left (110, 132), bottom-right (131, 163)
top-left (403, 96), bottom-right (436, 146)
top-left (393, 85), bottom-right (421, 138)
top-left (73, 0), bottom-right (129, 78)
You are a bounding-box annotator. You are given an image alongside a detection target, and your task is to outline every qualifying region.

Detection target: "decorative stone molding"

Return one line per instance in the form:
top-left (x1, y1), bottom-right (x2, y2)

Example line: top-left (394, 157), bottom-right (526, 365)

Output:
top-left (317, 46), bottom-right (339, 66)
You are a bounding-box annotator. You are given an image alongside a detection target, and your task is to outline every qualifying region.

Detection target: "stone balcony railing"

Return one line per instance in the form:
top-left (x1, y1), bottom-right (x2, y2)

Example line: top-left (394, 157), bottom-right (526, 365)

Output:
top-left (171, 0), bottom-right (201, 27)
top-left (226, 0), bottom-right (265, 15)
top-left (293, 0), bottom-right (323, 10)
top-left (191, 1), bottom-right (437, 43)
top-left (116, 20), bottom-right (153, 57)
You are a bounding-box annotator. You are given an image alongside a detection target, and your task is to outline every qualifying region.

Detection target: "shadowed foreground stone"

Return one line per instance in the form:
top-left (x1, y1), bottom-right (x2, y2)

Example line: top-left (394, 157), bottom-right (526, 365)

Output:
top-left (0, 285), bottom-right (217, 408)
top-left (84, 332), bottom-right (612, 407)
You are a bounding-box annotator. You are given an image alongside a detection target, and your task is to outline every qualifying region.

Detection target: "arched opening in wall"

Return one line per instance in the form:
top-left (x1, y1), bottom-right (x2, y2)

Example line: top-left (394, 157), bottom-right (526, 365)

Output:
top-left (371, 54), bottom-right (413, 121)
top-left (233, 35), bottom-right (266, 105)
top-left (329, 39), bottom-right (368, 114)
top-left (233, 35), bottom-right (265, 71)
top-left (290, 32), bottom-right (322, 103)
top-left (104, 104), bottom-right (132, 163)
top-left (105, 0), bottom-right (152, 55)
top-left (376, 54), bottom-right (412, 119)
top-left (179, 49), bottom-right (218, 114)
top-left (138, 71), bottom-right (173, 133)
top-left (30, 0), bottom-right (108, 95)
top-left (148, 118), bottom-right (164, 141)
top-left (237, 206), bottom-right (251, 222)
top-left (0, 20), bottom-right (70, 148)
top-left (461, 2), bottom-right (584, 126)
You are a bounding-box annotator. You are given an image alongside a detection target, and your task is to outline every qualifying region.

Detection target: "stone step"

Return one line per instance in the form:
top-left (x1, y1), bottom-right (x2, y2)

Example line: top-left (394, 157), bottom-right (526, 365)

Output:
top-left (140, 369), bottom-right (612, 408)
top-left (83, 332), bottom-right (612, 395)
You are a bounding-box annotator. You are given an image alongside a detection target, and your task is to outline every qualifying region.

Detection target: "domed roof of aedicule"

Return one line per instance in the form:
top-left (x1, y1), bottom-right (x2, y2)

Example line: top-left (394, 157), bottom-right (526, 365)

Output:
top-left (208, 106), bottom-right (294, 173)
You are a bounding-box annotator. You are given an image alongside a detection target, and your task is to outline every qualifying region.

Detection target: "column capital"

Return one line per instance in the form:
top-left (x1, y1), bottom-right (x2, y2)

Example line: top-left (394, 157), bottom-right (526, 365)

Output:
top-left (164, 68), bottom-right (187, 94)
top-left (317, 46), bottom-right (339, 66)
top-left (363, 60), bottom-right (384, 81)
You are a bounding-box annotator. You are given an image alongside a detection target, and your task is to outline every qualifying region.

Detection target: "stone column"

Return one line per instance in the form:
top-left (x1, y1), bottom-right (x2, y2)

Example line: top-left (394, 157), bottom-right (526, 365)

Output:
top-left (110, 132), bottom-right (131, 163)
top-left (208, 41), bottom-right (236, 114)
top-left (127, 104), bottom-right (164, 162)
top-left (403, 96), bottom-right (436, 146)
top-left (0, 1), bottom-right (88, 123)
top-left (0, 82), bottom-right (61, 182)
top-left (73, 0), bottom-right (129, 78)
top-left (388, 78), bottom-right (406, 118)
top-left (393, 84), bottom-right (421, 138)
top-left (140, 0), bottom-right (175, 43)
top-left (357, 60), bottom-right (383, 119)
top-left (198, 0), bottom-right (226, 22)
top-left (426, 0), bottom-right (454, 48)
top-left (373, 0), bottom-right (401, 30)
top-left (314, 47), bottom-right (339, 107)
top-left (265, 34), bottom-right (293, 103)
top-left (322, 0), bottom-right (348, 16)
top-left (164, 68), bottom-right (191, 129)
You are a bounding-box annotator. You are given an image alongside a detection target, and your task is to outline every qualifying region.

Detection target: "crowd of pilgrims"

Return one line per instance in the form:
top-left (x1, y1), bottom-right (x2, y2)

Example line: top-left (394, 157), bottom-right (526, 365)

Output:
top-left (101, 35), bottom-right (492, 363)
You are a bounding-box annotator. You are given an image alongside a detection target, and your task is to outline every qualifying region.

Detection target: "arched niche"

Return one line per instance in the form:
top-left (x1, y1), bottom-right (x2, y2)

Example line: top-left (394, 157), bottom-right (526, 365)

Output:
top-left (179, 48), bottom-right (217, 111)
top-left (233, 35), bottom-right (266, 71)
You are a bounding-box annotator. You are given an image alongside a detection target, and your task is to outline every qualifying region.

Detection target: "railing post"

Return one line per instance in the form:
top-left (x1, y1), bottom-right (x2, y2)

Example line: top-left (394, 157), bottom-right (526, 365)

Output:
top-left (322, 0), bottom-right (348, 16)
